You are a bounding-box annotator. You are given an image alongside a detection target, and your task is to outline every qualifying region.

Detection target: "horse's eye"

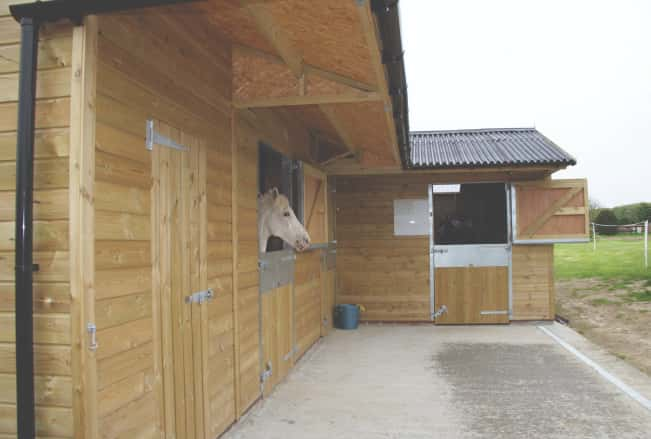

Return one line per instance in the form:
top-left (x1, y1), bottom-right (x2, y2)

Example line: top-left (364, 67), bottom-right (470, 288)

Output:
top-left (283, 211), bottom-right (290, 217)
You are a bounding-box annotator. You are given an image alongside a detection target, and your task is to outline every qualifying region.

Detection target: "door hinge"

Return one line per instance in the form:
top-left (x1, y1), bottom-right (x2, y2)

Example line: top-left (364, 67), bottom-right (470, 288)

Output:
top-left (185, 288), bottom-right (214, 305)
top-left (260, 361), bottom-right (273, 383)
top-left (432, 305), bottom-right (448, 320)
top-left (87, 322), bottom-right (98, 352)
top-left (146, 119), bottom-right (188, 151)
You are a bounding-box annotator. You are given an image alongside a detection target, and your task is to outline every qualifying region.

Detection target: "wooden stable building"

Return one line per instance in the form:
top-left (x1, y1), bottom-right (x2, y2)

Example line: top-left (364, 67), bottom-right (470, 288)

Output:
top-left (0, 1), bottom-right (588, 438)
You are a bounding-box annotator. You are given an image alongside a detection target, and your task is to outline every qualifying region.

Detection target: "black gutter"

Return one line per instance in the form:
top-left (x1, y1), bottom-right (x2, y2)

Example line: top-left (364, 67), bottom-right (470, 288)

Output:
top-left (371, 0), bottom-right (410, 168)
top-left (10, 0), bottom-right (198, 24)
top-left (9, 2), bottom-right (200, 438)
top-left (13, 16), bottom-right (38, 439)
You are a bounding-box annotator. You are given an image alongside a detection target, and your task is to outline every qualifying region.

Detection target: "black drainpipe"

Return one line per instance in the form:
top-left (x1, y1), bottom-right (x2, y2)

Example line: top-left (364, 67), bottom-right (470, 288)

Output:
top-left (13, 15), bottom-right (39, 439)
top-left (9, 1), bottom-right (200, 438)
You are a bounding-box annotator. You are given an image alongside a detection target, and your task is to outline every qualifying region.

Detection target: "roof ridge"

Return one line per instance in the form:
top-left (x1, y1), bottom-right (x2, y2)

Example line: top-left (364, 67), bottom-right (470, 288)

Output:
top-left (410, 127), bottom-right (536, 135)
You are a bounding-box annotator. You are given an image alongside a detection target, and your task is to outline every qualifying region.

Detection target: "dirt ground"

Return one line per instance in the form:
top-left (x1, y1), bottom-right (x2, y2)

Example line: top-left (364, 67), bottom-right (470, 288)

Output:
top-left (556, 278), bottom-right (651, 376)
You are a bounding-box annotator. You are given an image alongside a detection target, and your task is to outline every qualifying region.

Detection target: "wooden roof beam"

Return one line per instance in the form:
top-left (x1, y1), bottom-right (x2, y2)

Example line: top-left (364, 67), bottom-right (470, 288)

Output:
top-left (356, 0), bottom-right (401, 165)
top-left (319, 104), bottom-right (360, 157)
top-left (234, 92), bottom-right (382, 109)
top-left (241, 0), bottom-right (362, 161)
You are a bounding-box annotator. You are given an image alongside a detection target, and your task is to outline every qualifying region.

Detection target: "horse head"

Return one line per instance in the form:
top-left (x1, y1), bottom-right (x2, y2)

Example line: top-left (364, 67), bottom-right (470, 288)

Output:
top-left (258, 187), bottom-right (311, 253)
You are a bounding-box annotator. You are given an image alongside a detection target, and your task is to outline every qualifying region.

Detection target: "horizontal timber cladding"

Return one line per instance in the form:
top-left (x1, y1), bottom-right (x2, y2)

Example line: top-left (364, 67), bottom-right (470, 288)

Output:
top-left (261, 284), bottom-right (293, 396)
top-left (294, 251), bottom-right (322, 359)
top-left (95, 10), bottom-right (234, 439)
top-left (334, 175), bottom-right (431, 322)
top-left (0, 12), bottom-right (74, 439)
top-left (511, 245), bottom-right (555, 320)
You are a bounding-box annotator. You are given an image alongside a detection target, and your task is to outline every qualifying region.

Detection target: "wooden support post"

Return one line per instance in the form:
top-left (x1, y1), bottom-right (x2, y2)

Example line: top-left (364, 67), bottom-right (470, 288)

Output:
top-left (69, 16), bottom-right (99, 439)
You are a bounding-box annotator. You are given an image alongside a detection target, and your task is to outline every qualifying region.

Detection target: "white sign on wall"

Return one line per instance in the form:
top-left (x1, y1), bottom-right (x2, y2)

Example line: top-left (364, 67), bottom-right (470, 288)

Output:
top-left (393, 199), bottom-right (429, 236)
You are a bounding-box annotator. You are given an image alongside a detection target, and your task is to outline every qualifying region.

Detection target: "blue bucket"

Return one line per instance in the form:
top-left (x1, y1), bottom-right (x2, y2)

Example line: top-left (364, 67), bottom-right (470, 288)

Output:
top-left (334, 304), bottom-right (360, 330)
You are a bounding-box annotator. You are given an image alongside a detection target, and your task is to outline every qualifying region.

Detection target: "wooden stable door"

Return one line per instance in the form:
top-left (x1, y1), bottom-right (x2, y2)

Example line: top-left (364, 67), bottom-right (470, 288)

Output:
top-left (152, 121), bottom-right (212, 439)
top-left (434, 266), bottom-right (509, 324)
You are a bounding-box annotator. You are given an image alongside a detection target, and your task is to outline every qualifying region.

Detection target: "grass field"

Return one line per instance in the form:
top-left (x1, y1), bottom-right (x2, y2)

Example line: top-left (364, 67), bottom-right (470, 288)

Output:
top-left (554, 236), bottom-right (651, 375)
top-left (555, 236), bottom-right (650, 282)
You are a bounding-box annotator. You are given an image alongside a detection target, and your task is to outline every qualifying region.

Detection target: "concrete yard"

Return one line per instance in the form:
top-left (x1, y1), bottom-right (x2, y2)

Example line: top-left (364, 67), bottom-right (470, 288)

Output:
top-left (223, 323), bottom-right (651, 439)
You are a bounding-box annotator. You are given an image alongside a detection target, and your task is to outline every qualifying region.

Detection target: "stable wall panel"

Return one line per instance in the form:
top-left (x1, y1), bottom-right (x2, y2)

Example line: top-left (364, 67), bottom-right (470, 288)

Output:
top-left (0, 15), bottom-right (74, 438)
top-left (335, 175), bottom-right (430, 322)
top-left (511, 245), bottom-right (555, 320)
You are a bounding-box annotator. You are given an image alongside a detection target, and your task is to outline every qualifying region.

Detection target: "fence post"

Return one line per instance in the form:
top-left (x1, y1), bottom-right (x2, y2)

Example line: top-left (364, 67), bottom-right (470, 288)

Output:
top-left (645, 220), bottom-right (648, 269)
top-left (592, 222), bottom-right (597, 252)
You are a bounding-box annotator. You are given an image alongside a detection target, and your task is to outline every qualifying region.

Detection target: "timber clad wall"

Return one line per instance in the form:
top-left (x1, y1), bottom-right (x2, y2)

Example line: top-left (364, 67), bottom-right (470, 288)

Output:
top-left (0, 15), bottom-right (74, 438)
top-left (233, 114), bottom-right (261, 414)
top-left (512, 245), bottom-right (555, 320)
top-left (294, 252), bottom-right (322, 358)
top-left (95, 12), bottom-right (234, 438)
top-left (335, 175), bottom-right (430, 322)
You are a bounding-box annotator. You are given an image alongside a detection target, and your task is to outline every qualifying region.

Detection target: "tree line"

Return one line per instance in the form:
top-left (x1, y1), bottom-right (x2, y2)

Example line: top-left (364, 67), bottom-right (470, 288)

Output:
top-left (590, 201), bottom-right (651, 234)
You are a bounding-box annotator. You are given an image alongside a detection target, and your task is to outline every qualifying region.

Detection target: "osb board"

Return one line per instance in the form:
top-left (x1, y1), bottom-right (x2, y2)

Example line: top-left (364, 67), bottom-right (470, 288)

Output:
top-left (434, 267), bottom-right (509, 325)
top-left (334, 175), bottom-right (430, 322)
top-left (511, 245), bottom-right (555, 320)
top-left (264, 0), bottom-right (376, 86)
top-left (95, 12), bottom-right (235, 439)
top-left (196, 0), bottom-right (275, 54)
top-left (233, 49), bottom-right (299, 100)
top-left (319, 101), bottom-right (395, 166)
top-left (0, 21), bottom-right (74, 438)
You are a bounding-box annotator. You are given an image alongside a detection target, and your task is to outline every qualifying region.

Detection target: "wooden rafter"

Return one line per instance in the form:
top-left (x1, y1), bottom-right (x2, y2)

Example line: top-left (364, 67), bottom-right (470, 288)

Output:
top-left (318, 150), bottom-right (356, 167)
top-left (239, 1), bottom-right (364, 162)
top-left (356, 0), bottom-right (401, 165)
top-left (318, 104), bottom-right (358, 155)
top-left (234, 92), bottom-right (382, 109)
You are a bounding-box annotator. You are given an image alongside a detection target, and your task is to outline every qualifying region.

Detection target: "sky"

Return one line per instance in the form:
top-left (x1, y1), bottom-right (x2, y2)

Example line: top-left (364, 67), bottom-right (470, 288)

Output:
top-left (400, 0), bottom-right (651, 207)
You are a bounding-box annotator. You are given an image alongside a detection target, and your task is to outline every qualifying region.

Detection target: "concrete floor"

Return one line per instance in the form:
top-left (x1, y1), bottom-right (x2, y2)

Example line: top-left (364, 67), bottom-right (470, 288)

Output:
top-left (223, 323), bottom-right (651, 439)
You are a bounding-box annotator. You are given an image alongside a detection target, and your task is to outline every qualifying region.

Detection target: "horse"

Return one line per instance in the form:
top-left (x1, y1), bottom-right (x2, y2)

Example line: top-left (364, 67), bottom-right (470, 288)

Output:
top-left (258, 187), bottom-right (311, 253)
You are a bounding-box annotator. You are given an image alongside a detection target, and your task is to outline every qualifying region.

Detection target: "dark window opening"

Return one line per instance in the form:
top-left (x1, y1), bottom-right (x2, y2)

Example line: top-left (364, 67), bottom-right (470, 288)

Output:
top-left (258, 143), bottom-right (302, 252)
top-left (433, 183), bottom-right (507, 245)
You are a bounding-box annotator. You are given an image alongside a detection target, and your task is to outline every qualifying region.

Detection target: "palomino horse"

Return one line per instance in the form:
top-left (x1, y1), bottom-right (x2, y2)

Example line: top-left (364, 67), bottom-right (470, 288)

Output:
top-left (258, 187), bottom-right (311, 253)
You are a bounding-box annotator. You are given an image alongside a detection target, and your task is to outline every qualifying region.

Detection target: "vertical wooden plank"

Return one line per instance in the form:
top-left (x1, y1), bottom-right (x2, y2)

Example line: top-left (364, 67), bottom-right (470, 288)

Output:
top-left (197, 140), bottom-right (209, 439)
top-left (149, 126), bottom-right (165, 437)
top-left (165, 124), bottom-right (187, 439)
top-left (548, 246), bottom-right (555, 320)
top-left (69, 16), bottom-right (98, 439)
top-left (230, 110), bottom-right (241, 418)
top-left (157, 132), bottom-right (177, 438)
top-left (187, 134), bottom-right (205, 439)
top-left (177, 126), bottom-right (195, 439)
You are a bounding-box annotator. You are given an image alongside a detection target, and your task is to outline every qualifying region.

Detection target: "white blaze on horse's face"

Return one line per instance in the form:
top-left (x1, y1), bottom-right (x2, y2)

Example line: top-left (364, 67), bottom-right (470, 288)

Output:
top-left (258, 188), bottom-right (311, 253)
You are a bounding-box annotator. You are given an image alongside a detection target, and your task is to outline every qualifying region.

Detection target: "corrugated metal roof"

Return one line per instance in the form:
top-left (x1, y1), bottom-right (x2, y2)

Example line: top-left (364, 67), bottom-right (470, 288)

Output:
top-left (408, 128), bottom-right (576, 169)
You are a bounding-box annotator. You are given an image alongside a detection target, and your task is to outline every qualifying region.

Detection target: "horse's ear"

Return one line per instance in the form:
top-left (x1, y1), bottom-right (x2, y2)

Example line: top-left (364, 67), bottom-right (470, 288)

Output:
top-left (270, 187), bottom-right (279, 199)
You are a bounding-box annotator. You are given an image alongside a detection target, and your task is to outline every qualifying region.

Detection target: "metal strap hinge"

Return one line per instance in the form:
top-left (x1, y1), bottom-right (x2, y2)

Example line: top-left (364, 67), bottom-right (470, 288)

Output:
top-left (185, 288), bottom-right (214, 305)
top-left (146, 119), bottom-right (188, 151)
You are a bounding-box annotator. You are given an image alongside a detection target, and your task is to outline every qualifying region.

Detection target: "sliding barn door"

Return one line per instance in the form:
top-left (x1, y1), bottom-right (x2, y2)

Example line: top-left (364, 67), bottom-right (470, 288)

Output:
top-left (152, 121), bottom-right (213, 439)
